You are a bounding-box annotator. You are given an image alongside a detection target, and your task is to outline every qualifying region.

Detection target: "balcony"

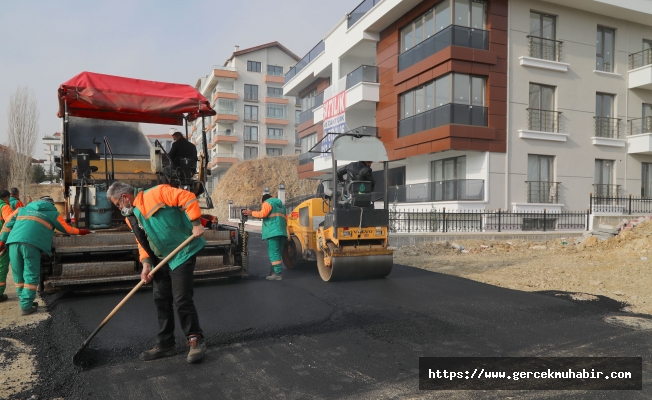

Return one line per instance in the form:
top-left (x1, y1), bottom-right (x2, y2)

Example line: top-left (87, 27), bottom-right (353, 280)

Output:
top-left (214, 110), bottom-right (238, 123)
top-left (526, 181), bottom-right (560, 204)
top-left (593, 116), bottom-right (625, 147)
top-left (519, 109), bottom-right (567, 142)
top-left (628, 49), bottom-right (652, 90)
top-left (284, 41), bottom-right (325, 84)
top-left (298, 91), bottom-right (325, 126)
top-left (398, 25), bottom-right (489, 72)
top-left (298, 152), bottom-right (314, 165)
top-left (593, 184), bottom-right (621, 198)
top-left (212, 65), bottom-right (238, 80)
top-left (264, 74), bottom-right (285, 84)
top-left (265, 113), bottom-right (289, 126)
top-left (213, 89), bottom-right (238, 101)
top-left (520, 36), bottom-right (569, 72)
top-left (243, 113), bottom-right (259, 123)
top-left (398, 103), bottom-right (488, 138)
top-left (387, 180), bottom-right (485, 203)
top-left (627, 117), bottom-right (652, 154)
top-left (263, 134), bottom-right (289, 146)
top-left (347, 0), bottom-right (381, 28)
top-left (264, 92), bottom-right (289, 104)
top-left (212, 153), bottom-right (239, 165)
top-left (213, 131), bottom-right (239, 144)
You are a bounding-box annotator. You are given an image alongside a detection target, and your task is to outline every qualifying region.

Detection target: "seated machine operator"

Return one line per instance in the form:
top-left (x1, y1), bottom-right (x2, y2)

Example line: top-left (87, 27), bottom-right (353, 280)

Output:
top-left (162, 131), bottom-right (198, 183)
top-left (336, 161), bottom-right (376, 193)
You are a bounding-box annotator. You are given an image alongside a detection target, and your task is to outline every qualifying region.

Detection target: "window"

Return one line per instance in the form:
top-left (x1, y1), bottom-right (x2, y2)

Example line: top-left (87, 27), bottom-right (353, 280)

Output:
top-left (596, 26), bottom-right (615, 72)
top-left (244, 105), bottom-right (259, 122)
top-left (266, 104), bottom-right (287, 119)
top-left (267, 128), bottom-right (283, 138)
top-left (295, 149), bottom-right (301, 155)
top-left (295, 109), bottom-right (301, 122)
top-left (53, 145), bottom-right (59, 151)
top-left (244, 126), bottom-right (258, 142)
top-left (244, 146), bottom-right (258, 160)
top-left (267, 148), bottom-right (282, 157)
top-left (400, 0), bottom-right (485, 54)
top-left (431, 156), bottom-right (467, 201)
top-left (373, 166), bottom-right (406, 190)
top-left (247, 61), bottom-right (261, 72)
top-left (301, 132), bottom-right (317, 153)
top-left (595, 93), bottom-right (616, 137)
top-left (643, 163), bottom-right (652, 197)
top-left (529, 12), bottom-right (557, 61)
top-left (527, 155), bottom-right (555, 203)
top-left (528, 83), bottom-right (556, 132)
top-left (267, 87), bottom-right (283, 98)
top-left (295, 130), bottom-right (300, 146)
top-left (217, 99), bottom-right (237, 114)
top-left (594, 159), bottom-right (615, 196)
top-left (244, 84), bottom-right (258, 101)
top-left (267, 65), bottom-right (283, 76)
top-left (301, 89), bottom-right (317, 112)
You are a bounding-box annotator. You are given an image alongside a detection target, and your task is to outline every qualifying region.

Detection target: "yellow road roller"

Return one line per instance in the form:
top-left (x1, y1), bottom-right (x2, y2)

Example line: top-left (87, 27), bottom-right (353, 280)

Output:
top-left (283, 130), bottom-right (393, 281)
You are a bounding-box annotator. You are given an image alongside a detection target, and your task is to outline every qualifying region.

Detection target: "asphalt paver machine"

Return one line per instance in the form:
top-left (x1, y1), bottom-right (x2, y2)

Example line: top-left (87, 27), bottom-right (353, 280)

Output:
top-left (41, 72), bottom-right (248, 292)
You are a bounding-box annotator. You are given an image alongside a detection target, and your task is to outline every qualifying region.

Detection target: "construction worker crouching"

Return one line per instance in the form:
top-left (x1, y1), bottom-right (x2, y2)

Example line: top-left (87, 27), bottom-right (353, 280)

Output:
top-left (0, 196), bottom-right (90, 315)
top-left (106, 182), bottom-right (207, 364)
top-left (243, 194), bottom-right (287, 281)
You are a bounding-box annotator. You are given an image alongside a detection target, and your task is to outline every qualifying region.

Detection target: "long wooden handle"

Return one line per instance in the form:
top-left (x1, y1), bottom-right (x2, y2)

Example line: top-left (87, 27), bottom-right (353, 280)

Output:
top-left (97, 235), bottom-right (196, 328)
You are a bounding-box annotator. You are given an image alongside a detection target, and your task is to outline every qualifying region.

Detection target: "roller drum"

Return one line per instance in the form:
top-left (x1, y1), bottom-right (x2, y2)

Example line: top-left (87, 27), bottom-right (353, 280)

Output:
top-left (317, 251), bottom-right (392, 282)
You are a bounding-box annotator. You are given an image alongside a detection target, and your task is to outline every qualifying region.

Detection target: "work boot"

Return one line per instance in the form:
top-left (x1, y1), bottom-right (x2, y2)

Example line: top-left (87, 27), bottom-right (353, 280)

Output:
top-left (186, 335), bottom-right (206, 363)
top-left (139, 346), bottom-right (176, 361)
top-left (0, 294), bottom-right (7, 303)
top-left (21, 305), bottom-right (37, 316)
top-left (266, 272), bottom-right (282, 281)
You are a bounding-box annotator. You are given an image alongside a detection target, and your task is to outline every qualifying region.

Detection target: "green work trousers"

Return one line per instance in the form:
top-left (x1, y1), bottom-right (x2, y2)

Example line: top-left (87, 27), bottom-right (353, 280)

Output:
top-left (267, 236), bottom-right (286, 274)
top-left (9, 244), bottom-right (40, 311)
top-left (0, 250), bottom-right (8, 295)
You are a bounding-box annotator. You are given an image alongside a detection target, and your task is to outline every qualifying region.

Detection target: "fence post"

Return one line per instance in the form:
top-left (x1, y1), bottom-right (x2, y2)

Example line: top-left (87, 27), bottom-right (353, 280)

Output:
top-left (586, 208), bottom-right (590, 231)
top-left (543, 208), bottom-right (547, 232)
top-left (589, 193), bottom-right (593, 214)
top-left (408, 209), bottom-right (411, 233)
top-left (629, 194), bottom-right (632, 215)
top-left (443, 207), bottom-right (447, 233)
top-left (497, 208), bottom-right (501, 232)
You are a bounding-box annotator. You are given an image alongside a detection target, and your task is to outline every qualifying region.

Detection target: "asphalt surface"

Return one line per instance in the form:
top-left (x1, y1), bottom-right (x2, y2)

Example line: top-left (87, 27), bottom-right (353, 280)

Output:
top-left (4, 232), bottom-right (652, 399)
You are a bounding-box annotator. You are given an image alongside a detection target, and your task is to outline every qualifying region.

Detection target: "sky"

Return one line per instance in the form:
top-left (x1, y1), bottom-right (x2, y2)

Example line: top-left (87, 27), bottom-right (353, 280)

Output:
top-left (0, 0), bottom-right (354, 159)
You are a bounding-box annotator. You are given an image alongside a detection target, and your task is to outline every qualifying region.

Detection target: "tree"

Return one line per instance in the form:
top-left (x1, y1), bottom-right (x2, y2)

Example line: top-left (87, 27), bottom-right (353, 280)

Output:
top-left (30, 164), bottom-right (46, 183)
top-left (7, 87), bottom-right (39, 201)
top-left (0, 146), bottom-right (10, 189)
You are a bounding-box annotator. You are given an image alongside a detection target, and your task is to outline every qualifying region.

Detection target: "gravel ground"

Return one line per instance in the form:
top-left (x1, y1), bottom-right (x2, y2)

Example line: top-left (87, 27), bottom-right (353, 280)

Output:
top-left (394, 220), bottom-right (652, 316)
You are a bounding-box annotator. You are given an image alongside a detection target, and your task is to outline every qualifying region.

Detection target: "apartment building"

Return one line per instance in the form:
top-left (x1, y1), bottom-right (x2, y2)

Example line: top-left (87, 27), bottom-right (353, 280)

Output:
top-left (192, 42), bottom-right (302, 189)
top-left (146, 134), bottom-right (174, 152)
top-left (285, 0), bottom-right (652, 211)
top-left (42, 132), bottom-right (62, 173)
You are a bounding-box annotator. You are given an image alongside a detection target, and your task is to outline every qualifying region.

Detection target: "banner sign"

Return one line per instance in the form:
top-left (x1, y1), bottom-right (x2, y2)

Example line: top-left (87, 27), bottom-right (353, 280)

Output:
top-left (321, 90), bottom-right (346, 155)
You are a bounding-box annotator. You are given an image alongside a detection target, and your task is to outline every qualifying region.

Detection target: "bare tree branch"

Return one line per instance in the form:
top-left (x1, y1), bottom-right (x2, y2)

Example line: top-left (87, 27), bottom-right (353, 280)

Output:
top-left (7, 87), bottom-right (39, 201)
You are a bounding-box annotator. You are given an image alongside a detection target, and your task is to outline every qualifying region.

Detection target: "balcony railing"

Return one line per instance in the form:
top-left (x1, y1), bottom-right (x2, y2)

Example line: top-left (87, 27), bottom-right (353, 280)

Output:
top-left (244, 134), bottom-right (259, 143)
top-left (526, 181), bottom-right (560, 204)
top-left (298, 152), bottom-right (315, 165)
top-left (285, 41), bottom-right (326, 84)
top-left (266, 91), bottom-right (285, 99)
top-left (628, 116), bottom-right (652, 136)
top-left (243, 113), bottom-right (259, 123)
top-left (266, 113), bottom-right (288, 120)
top-left (266, 67), bottom-right (284, 76)
top-left (266, 134), bottom-right (286, 139)
top-left (629, 48), bottom-right (652, 70)
top-left (387, 180), bottom-right (485, 203)
top-left (213, 153), bottom-right (239, 161)
top-left (216, 109), bottom-right (238, 115)
top-left (594, 116), bottom-right (621, 138)
top-left (244, 93), bottom-right (259, 101)
top-left (398, 103), bottom-right (488, 137)
top-left (348, 0), bottom-right (381, 28)
top-left (593, 184), bottom-right (621, 197)
top-left (527, 36), bottom-right (562, 62)
top-left (346, 65), bottom-right (379, 90)
top-left (398, 25), bottom-right (489, 71)
top-left (215, 130), bottom-right (236, 136)
top-left (213, 65), bottom-right (237, 72)
top-left (527, 108), bottom-right (561, 132)
top-left (298, 91), bottom-right (325, 125)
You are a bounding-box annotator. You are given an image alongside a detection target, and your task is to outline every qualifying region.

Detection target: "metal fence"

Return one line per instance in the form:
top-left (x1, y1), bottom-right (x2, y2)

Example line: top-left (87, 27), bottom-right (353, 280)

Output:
top-left (590, 194), bottom-right (652, 214)
top-left (527, 35), bottom-right (563, 62)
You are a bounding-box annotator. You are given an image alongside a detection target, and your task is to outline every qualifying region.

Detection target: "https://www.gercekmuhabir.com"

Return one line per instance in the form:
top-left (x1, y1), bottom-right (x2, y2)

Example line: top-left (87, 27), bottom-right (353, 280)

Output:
top-left (419, 357), bottom-right (642, 390)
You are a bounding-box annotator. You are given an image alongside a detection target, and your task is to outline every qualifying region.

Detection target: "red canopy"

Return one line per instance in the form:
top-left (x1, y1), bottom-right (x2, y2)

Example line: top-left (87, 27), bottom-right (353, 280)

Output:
top-left (57, 71), bottom-right (216, 125)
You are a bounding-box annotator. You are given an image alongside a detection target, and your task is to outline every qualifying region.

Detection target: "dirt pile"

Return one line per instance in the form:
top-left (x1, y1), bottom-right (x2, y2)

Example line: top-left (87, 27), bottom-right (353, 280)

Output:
top-left (210, 155), bottom-right (318, 221)
top-left (394, 220), bottom-right (652, 315)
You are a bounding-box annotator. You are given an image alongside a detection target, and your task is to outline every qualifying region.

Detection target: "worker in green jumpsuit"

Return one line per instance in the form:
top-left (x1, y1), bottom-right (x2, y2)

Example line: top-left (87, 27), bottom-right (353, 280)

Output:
top-left (0, 197), bottom-right (90, 315)
top-left (243, 194), bottom-right (287, 281)
top-left (0, 190), bottom-right (13, 302)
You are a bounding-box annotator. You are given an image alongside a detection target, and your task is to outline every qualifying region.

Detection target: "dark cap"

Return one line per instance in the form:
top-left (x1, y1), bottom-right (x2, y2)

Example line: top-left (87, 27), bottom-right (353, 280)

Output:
top-left (262, 194), bottom-right (272, 203)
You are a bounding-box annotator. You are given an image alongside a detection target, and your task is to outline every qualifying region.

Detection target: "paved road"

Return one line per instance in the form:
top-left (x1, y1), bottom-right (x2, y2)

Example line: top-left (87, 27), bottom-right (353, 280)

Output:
top-left (19, 232), bottom-right (652, 399)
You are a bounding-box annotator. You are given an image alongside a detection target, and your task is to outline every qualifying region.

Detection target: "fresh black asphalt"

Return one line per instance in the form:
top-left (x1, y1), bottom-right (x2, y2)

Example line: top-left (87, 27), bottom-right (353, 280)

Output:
top-left (4, 232), bottom-right (652, 399)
